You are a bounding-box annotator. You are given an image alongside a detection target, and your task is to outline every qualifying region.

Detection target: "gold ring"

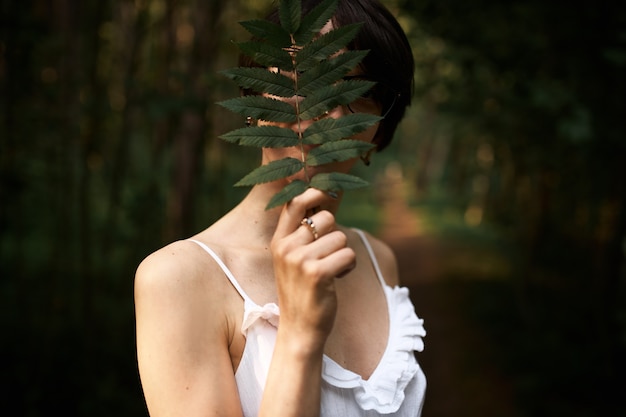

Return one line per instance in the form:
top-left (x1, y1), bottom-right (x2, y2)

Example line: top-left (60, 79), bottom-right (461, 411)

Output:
top-left (300, 217), bottom-right (319, 240)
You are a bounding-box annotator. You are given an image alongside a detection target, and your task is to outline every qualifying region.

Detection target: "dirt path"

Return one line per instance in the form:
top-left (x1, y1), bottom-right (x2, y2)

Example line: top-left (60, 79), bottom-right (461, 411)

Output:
top-left (376, 168), bottom-right (517, 417)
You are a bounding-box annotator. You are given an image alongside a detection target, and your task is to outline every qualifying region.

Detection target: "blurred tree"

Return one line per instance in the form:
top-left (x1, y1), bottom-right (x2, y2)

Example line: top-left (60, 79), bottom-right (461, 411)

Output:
top-left (0, 0), bottom-right (265, 415)
top-left (394, 0), bottom-right (626, 415)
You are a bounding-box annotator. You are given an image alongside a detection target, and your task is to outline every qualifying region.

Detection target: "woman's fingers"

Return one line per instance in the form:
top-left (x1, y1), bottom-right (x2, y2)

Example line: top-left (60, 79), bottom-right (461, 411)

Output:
top-left (311, 246), bottom-right (356, 279)
top-left (270, 190), bottom-right (355, 341)
top-left (273, 188), bottom-right (337, 240)
top-left (296, 210), bottom-right (334, 242)
top-left (276, 230), bottom-right (355, 282)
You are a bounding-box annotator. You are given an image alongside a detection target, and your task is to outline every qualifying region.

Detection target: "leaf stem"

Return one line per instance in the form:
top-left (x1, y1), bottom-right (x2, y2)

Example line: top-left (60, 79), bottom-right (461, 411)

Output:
top-left (290, 34), bottom-right (310, 184)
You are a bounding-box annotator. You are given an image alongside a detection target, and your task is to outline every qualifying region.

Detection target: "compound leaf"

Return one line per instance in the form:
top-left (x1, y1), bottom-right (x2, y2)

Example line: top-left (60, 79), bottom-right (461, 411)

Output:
top-left (265, 180), bottom-right (309, 210)
top-left (303, 113), bottom-right (382, 144)
top-left (299, 79), bottom-right (375, 120)
top-left (220, 67), bottom-right (295, 97)
top-left (310, 172), bottom-right (369, 192)
top-left (294, 0), bottom-right (338, 44)
top-left (306, 140), bottom-right (374, 166)
top-left (217, 95), bottom-right (296, 122)
top-left (240, 19), bottom-right (291, 47)
top-left (296, 23), bottom-right (363, 71)
top-left (298, 50), bottom-right (369, 96)
top-left (279, 0), bottom-right (301, 33)
top-left (220, 126), bottom-right (299, 148)
top-left (235, 157), bottom-right (304, 186)
top-left (238, 41), bottom-right (293, 70)
top-left (220, 0), bottom-right (375, 209)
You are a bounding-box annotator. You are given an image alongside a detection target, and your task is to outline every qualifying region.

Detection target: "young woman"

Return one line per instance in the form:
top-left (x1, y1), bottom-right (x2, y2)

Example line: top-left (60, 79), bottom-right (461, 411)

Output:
top-left (134, 1), bottom-right (426, 415)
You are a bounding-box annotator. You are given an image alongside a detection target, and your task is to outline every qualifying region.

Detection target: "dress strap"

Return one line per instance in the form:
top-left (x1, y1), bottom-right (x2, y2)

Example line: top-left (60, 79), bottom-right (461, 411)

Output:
top-left (187, 239), bottom-right (253, 304)
top-left (353, 229), bottom-right (387, 287)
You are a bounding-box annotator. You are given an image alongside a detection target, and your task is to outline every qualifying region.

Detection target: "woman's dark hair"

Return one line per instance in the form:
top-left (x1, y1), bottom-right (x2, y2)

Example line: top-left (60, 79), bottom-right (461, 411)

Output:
top-left (240, 0), bottom-right (414, 152)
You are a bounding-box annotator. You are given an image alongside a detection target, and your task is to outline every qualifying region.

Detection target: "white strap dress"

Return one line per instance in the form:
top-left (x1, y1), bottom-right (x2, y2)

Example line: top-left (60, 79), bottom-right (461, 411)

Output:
top-left (189, 229), bottom-right (426, 416)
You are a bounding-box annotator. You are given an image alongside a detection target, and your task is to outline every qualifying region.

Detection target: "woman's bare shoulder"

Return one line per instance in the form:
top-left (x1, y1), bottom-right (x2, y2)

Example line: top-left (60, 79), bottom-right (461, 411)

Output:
top-left (134, 239), bottom-right (231, 304)
top-left (134, 239), bottom-right (245, 415)
top-left (351, 228), bottom-right (400, 287)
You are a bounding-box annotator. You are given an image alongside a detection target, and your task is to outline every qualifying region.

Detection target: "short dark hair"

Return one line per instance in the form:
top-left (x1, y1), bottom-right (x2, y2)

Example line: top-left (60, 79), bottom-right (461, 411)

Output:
top-left (240, 0), bottom-right (414, 152)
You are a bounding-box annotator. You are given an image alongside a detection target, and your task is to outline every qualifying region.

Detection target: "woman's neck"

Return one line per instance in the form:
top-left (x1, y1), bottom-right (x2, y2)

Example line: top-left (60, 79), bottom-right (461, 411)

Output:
top-left (226, 184), bottom-right (281, 244)
top-left (226, 181), bottom-right (343, 246)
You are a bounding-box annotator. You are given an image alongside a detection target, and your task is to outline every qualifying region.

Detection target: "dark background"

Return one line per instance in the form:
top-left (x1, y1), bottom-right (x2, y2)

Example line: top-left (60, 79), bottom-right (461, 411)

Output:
top-left (1, 0), bottom-right (625, 415)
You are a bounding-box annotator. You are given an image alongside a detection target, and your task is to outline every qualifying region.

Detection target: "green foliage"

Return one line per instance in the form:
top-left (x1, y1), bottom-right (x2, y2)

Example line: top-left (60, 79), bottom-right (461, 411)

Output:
top-left (302, 113), bottom-right (382, 144)
top-left (219, 67), bottom-right (295, 97)
top-left (309, 172), bottom-right (370, 191)
top-left (218, 0), bottom-right (377, 210)
top-left (235, 157), bottom-right (304, 186)
top-left (218, 95), bottom-right (297, 122)
top-left (306, 140), bottom-right (374, 166)
top-left (266, 179), bottom-right (310, 209)
top-left (220, 125), bottom-right (299, 148)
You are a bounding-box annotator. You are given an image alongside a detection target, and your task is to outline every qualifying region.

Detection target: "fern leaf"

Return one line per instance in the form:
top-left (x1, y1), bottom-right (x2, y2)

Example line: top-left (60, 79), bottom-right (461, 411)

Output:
top-left (294, 0), bottom-right (338, 45)
top-left (220, 0), bottom-right (375, 210)
top-left (220, 67), bottom-right (295, 97)
top-left (279, 0), bottom-right (301, 34)
top-left (217, 96), bottom-right (296, 123)
top-left (296, 23), bottom-right (363, 71)
top-left (235, 157), bottom-right (304, 187)
top-left (298, 50), bottom-right (369, 96)
top-left (303, 113), bottom-right (382, 145)
top-left (306, 140), bottom-right (375, 166)
top-left (310, 172), bottom-right (369, 192)
top-left (240, 19), bottom-right (291, 47)
top-left (238, 41), bottom-right (293, 70)
top-left (220, 126), bottom-right (299, 148)
top-left (299, 79), bottom-right (376, 120)
top-left (265, 180), bottom-right (309, 210)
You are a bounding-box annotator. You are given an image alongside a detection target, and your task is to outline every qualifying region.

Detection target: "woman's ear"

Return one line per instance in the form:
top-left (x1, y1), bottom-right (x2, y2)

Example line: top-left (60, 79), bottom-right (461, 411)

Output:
top-left (371, 127), bottom-right (385, 150)
top-left (361, 147), bottom-right (375, 166)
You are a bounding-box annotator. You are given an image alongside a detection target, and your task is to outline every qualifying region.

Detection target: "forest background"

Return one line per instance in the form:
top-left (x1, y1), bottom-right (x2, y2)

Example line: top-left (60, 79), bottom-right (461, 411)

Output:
top-left (1, 0), bottom-right (625, 416)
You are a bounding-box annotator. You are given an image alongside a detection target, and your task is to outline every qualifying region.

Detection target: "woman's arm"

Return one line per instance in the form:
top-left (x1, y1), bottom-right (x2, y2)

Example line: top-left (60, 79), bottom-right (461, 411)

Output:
top-left (261, 189), bottom-right (355, 416)
top-left (135, 190), bottom-right (353, 417)
top-left (135, 243), bottom-right (244, 417)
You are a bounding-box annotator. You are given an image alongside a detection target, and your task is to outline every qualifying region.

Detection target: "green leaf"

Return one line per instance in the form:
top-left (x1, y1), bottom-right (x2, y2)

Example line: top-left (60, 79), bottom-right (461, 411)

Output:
top-left (299, 79), bottom-right (376, 120)
top-left (240, 19), bottom-right (291, 47)
top-left (219, 0), bottom-right (373, 210)
top-left (298, 50), bottom-right (369, 96)
top-left (220, 67), bottom-right (295, 97)
top-left (303, 113), bottom-right (382, 144)
top-left (306, 140), bottom-right (374, 166)
top-left (217, 96), bottom-right (296, 123)
top-left (296, 23), bottom-right (363, 71)
top-left (310, 172), bottom-right (369, 192)
top-left (220, 126), bottom-right (299, 148)
top-left (294, 0), bottom-right (338, 45)
top-left (235, 157), bottom-right (304, 187)
top-left (265, 180), bottom-right (309, 210)
top-left (279, 0), bottom-right (301, 33)
top-left (238, 41), bottom-right (293, 70)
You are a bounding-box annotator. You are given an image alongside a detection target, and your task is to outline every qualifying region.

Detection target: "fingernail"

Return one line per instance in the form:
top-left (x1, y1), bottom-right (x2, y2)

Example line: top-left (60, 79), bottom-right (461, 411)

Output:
top-left (327, 191), bottom-right (338, 199)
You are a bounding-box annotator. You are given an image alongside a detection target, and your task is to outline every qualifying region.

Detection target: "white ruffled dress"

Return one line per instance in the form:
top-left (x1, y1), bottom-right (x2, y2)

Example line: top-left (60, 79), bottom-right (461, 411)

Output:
top-left (189, 229), bottom-right (426, 416)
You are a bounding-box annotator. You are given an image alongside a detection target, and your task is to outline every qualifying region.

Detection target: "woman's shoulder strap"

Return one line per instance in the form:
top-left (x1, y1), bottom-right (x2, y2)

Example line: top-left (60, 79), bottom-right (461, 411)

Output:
top-left (353, 229), bottom-right (386, 287)
top-left (187, 239), bottom-right (252, 303)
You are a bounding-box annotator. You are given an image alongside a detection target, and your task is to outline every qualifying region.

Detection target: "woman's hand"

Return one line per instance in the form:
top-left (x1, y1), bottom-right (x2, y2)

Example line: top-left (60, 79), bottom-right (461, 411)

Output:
top-left (270, 188), bottom-right (356, 352)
